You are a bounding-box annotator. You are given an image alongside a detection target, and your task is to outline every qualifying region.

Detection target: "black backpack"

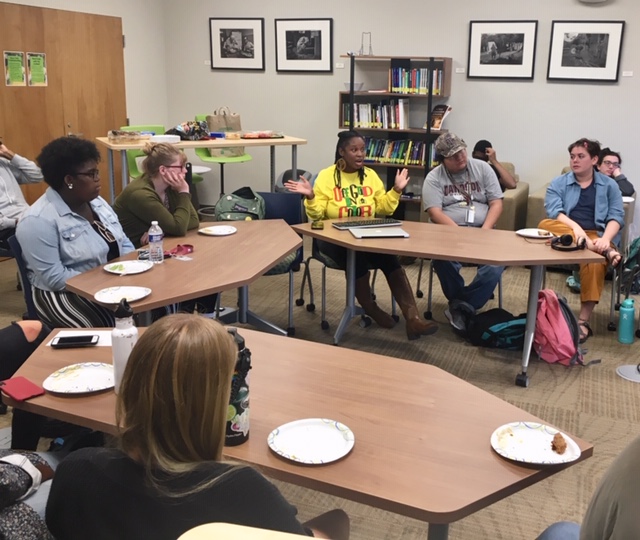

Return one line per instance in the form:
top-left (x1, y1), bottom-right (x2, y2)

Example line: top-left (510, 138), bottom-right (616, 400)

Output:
top-left (466, 308), bottom-right (527, 350)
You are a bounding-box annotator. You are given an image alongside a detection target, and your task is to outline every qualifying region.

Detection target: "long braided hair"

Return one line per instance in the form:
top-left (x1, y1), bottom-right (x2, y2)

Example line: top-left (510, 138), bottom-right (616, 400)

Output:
top-left (333, 130), bottom-right (366, 188)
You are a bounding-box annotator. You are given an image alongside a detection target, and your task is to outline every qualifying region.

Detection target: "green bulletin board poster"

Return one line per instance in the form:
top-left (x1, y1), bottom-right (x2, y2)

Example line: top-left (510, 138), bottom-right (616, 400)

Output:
top-left (27, 52), bottom-right (47, 86)
top-left (4, 51), bottom-right (26, 86)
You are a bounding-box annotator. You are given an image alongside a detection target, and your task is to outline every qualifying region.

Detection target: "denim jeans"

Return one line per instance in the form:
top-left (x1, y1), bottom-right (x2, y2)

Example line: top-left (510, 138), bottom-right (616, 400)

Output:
top-left (535, 521), bottom-right (580, 540)
top-left (432, 260), bottom-right (504, 310)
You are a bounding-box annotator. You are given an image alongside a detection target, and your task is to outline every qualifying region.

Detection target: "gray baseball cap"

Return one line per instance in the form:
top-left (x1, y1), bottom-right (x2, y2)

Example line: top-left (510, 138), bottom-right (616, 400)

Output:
top-left (435, 133), bottom-right (467, 158)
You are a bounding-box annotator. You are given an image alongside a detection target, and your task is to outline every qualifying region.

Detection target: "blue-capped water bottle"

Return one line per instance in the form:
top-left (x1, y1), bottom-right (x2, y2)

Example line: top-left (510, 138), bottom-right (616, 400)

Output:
top-left (618, 298), bottom-right (635, 344)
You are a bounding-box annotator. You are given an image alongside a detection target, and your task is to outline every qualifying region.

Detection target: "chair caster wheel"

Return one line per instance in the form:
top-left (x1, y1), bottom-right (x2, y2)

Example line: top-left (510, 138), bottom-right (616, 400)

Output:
top-left (360, 316), bottom-right (372, 328)
top-left (392, 315), bottom-right (400, 323)
top-left (608, 322), bottom-right (617, 331)
top-left (424, 311), bottom-right (432, 320)
top-left (306, 303), bottom-right (315, 312)
top-left (321, 320), bottom-right (329, 330)
top-left (295, 298), bottom-right (305, 307)
top-left (287, 328), bottom-right (295, 337)
top-left (371, 293), bottom-right (376, 301)
top-left (615, 303), bottom-right (621, 311)
top-left (515, 373), bottom-right (529, 387)
top-left (636, 329), bottom-right (640, 339)
top-left (416, 290), bottom-right (424, 298)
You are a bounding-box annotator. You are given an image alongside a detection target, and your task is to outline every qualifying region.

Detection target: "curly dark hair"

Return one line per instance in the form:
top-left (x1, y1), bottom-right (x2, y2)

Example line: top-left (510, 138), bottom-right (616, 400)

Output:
top-left (37, 137), bottom-right (101, 191)
top-left (599, 147), bottom-right (622, 166)
top-left (333, 130), bottom-right (366, 188)
top-left (567, 138), bottom-right (601, 159)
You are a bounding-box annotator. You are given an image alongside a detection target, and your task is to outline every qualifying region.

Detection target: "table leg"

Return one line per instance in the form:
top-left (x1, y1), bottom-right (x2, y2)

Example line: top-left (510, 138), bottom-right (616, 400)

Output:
top-left (107, 149), bottom-right (115, 203)
top-left (332, 248), bottom-right (364, 345)
top-left (428, 523), bottom-right (449, 540)
top-left (516, 264), bottom-right (545, 388)
top-left (292, 145), bottom-right (298, 186)
top-left (270, 146), bottom-right (276, 192)
top-left (220, 286), bottom-right (288, 336)
top-left (120, 149), bottom-right (129, 193)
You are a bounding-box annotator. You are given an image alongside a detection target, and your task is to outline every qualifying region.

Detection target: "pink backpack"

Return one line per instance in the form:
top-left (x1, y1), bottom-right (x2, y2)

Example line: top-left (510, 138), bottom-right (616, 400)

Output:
top-left (533, 290), bottom-right (584, 366)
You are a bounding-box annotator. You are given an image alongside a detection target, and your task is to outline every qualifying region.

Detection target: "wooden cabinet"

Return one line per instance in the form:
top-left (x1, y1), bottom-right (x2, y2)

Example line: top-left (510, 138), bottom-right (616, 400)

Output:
top-left (340, 55), bottom-right (452, 219)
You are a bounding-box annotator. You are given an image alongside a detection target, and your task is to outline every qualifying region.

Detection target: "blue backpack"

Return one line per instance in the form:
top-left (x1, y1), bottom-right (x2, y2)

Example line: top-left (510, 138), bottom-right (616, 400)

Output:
top-left (466, 308), bottom-right (527, 350)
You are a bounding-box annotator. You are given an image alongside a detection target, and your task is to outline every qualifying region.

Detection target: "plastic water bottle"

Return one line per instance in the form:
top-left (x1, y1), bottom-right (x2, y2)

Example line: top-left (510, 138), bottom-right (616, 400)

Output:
top-left (618, 298), bottom-right (635, 344)
top-left (111, 299), bottom-right (139, 393)
top-left (148, 221), bottom-right (164, 264)
top-left (225, 328), bottom-right (252, 446)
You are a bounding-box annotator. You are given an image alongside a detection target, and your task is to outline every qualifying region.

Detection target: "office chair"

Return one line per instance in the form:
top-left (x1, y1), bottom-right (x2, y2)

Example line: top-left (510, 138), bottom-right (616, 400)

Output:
top-left (7, 235), bottom-right (39, 320)
top-left (415, 258), bottom-right (503, 319)
top-left (119, 124), bottom-right (166, 178)
top-left (194, 114), bottom-right (252, 197)
top-left (256, 191), bottom-right (307, 336)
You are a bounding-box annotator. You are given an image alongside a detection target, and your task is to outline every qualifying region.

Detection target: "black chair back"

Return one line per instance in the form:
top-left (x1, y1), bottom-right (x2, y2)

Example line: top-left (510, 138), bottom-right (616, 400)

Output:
top-left (257, 191), bottom-right (304, 267)
top-left (7, 235), bottom-right (39, 320)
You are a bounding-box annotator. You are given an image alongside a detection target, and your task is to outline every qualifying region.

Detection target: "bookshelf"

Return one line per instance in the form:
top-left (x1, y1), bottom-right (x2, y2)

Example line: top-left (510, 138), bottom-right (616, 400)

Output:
top-left (340, 55), bottom-right (452, 219)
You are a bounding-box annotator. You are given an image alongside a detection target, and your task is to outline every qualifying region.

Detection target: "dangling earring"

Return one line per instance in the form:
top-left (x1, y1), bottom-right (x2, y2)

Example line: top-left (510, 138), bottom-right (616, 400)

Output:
top-left (336, 158), bottom-right (346, 172)
top-left (67, 183), bottom-right (74, 190)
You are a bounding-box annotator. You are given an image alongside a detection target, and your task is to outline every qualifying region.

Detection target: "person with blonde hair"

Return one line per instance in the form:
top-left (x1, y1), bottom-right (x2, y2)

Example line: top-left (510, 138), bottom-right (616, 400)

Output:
top-left (114, 143), bottom-right (215, 314)
top-left (114, 142), bottom-right (199, 248)
top-left (45, 315), bottom-right (349, 540)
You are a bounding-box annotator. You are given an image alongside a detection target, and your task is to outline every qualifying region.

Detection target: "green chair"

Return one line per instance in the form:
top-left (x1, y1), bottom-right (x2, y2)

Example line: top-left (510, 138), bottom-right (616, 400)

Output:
top-left (119, 125), bottom-right (165, 179)
top-left (194, 114), bottom-right (252, 196)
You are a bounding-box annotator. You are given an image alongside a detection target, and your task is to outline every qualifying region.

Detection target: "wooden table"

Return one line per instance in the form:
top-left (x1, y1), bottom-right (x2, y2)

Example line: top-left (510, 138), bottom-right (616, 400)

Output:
top-left (66, 220), bottom-right (301, 335)
top-left (3, 328), bottom-right (593, 540)
top-left (292, 220), bottom-right (604, 386)
top-left (95, 136), bottom-right (308, 203)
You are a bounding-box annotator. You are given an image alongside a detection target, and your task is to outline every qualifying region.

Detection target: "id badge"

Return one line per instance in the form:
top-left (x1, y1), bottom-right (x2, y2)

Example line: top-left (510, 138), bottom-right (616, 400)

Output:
top-left (466, 205), bottom-right (475, 224)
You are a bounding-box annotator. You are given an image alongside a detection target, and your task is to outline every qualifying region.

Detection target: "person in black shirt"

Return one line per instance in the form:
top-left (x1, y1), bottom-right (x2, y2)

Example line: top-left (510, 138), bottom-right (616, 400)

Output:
top-left (472, 140), bottom-right (517, 191)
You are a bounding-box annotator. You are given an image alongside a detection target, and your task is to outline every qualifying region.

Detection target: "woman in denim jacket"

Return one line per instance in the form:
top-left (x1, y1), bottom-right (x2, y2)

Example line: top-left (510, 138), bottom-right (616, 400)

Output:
top-left (538, 138), bottom-right (624, 343)
top-left (16, 137), bottom-right (135, 327)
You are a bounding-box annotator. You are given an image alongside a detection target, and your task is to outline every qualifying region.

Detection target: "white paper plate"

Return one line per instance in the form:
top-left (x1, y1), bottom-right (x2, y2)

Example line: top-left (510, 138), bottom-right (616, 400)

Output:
top-left (150, 134), bottom-right (180, 143)
top-left (198, 225), bottom-right (237, 236)
top-left (103, 260), bottom-right (153, 275)
top-left (491, 422), bottom-right (581, 465)
top-left (515, 228), bottom-right (554, 239)
top-left (622, 196), bottom-right (635, 204)
top-left (267, 418), bottom-right (355, 465)
top-left (94, 286), bottom-right (151, 304)
top-left (43, 362), bottom-right (114, 394)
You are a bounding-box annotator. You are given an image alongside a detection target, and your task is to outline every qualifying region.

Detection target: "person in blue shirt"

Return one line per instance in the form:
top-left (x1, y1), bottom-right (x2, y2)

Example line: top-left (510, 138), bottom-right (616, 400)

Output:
top-left (16, 136), bottom-right (135, 327)
top-left (538, 138), bottom-right (624, 343)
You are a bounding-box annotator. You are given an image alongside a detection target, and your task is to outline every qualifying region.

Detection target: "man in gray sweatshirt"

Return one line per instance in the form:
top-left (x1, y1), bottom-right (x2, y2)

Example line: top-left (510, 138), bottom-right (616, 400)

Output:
top-left (0, 140), bottom-right (43, 250)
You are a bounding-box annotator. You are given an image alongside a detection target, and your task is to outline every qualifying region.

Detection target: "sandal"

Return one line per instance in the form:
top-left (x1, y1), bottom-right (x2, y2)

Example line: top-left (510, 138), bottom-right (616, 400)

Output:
top-left (578, 319), bottom-right (593, 344)
top-left (603, 247), bottom-right (622, 268)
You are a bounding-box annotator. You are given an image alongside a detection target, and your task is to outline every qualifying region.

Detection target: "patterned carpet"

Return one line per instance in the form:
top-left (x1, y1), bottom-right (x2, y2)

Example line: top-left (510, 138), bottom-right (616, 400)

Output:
top-left (1, 249), bottom-right (639, 539)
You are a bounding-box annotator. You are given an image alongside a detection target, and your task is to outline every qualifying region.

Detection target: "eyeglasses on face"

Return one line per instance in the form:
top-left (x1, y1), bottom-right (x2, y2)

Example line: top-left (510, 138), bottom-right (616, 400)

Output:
top-left (73, 169), bottom-right (100, 180)
top-left (164, 164), bottom-right (187, 171)
top-left (602, 160), bottom-right (620, 167)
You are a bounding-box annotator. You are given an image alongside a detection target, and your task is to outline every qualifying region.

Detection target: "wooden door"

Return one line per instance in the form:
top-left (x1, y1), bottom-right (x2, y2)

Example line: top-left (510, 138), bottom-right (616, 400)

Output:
top-left (0, 2), bottom-right (126, 204)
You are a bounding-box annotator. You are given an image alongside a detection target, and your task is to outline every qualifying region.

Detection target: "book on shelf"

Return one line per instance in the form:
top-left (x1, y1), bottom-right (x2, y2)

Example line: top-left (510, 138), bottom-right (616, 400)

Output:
top-left (425, 104), bottom-right (452, 130)
top-left (342, 99), bottom-right (410, 130)
top-left (387, 67), bottom-right (442, 95)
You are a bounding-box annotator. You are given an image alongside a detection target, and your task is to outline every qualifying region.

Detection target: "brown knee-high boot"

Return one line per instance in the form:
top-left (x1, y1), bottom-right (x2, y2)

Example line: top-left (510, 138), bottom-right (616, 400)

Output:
top-left (355, 272), bottom-right (396, 328)
top-left (387, 268), bottom-right (438, 340)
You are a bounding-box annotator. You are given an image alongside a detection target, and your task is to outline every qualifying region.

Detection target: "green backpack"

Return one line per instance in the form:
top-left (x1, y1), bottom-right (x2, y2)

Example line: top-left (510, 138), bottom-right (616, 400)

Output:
top-left (214, 187), bottom-right (266, 221)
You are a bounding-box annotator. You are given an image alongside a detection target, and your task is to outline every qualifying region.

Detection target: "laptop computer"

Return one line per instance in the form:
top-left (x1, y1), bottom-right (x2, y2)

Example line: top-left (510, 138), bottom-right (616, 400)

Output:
top-left (349, 227), bottom-right (410, 239)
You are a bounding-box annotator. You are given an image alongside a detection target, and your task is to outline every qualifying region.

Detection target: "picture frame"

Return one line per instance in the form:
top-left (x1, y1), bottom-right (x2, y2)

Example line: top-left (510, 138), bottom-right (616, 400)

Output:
top-left (547, 21), bottom-right (625, 82)
top-left (275, 18), bottom-right (333, 73)
top-left (209, 18), bottom-right (265, 71)
top-left (467, 20), bottom-right (538, 80)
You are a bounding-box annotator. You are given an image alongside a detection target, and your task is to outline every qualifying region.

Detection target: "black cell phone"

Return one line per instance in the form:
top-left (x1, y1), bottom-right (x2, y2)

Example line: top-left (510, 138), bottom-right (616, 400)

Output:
top-left (51, 335), bottom-right (99, 349)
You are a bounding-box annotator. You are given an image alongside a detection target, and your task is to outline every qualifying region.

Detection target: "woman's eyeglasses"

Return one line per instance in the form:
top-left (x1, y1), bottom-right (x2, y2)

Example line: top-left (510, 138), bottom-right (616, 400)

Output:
top-left (602, 160), bottom-right (620, 167)
top-left (164, 164), bottom-right (187, 171)
top-left (74, 169), bottom-right (100, 180)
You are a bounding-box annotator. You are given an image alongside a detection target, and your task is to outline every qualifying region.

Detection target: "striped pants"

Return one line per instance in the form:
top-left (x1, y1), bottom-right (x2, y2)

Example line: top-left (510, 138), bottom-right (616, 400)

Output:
top-left (33, 288), bottom-right (115, 328)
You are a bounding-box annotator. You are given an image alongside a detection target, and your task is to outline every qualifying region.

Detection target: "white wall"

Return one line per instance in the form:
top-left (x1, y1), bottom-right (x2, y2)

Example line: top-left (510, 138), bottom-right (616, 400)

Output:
top-left (9, 0), bottom-right (639, 225)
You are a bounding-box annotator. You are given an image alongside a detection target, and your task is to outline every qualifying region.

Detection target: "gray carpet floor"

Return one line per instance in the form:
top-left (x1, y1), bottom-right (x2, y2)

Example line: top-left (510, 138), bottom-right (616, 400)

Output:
top-left (1, 248), bottom-right (639, 539)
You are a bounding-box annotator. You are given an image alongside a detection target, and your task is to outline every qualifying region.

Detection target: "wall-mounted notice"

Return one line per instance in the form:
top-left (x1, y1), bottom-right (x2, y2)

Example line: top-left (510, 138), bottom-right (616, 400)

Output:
top-left (4, 51), bottom-right (26, 86)
top-left (27, 52), bottom-right (47, 86)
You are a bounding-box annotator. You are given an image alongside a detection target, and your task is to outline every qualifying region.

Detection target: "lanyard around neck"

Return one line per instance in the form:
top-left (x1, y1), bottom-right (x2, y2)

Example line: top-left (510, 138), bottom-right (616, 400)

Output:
top-left (445, 166), bottom-right (472, 203)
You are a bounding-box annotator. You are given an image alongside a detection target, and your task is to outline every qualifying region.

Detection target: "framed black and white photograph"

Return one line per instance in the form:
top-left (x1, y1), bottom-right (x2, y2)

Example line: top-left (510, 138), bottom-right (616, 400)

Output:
top-left (467, 20), bottom-right (538, 79)
top-left (275, 18), bottom-right (333, 73)
top-left (209, 18), bottom-right (265, 71)
top-left (547, 21), bottom-right (625, 82)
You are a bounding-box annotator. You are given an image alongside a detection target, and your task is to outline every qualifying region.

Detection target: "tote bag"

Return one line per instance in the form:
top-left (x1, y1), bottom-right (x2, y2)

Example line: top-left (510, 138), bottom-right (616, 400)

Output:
top-left (206, 107), bottom-right (245, 158)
